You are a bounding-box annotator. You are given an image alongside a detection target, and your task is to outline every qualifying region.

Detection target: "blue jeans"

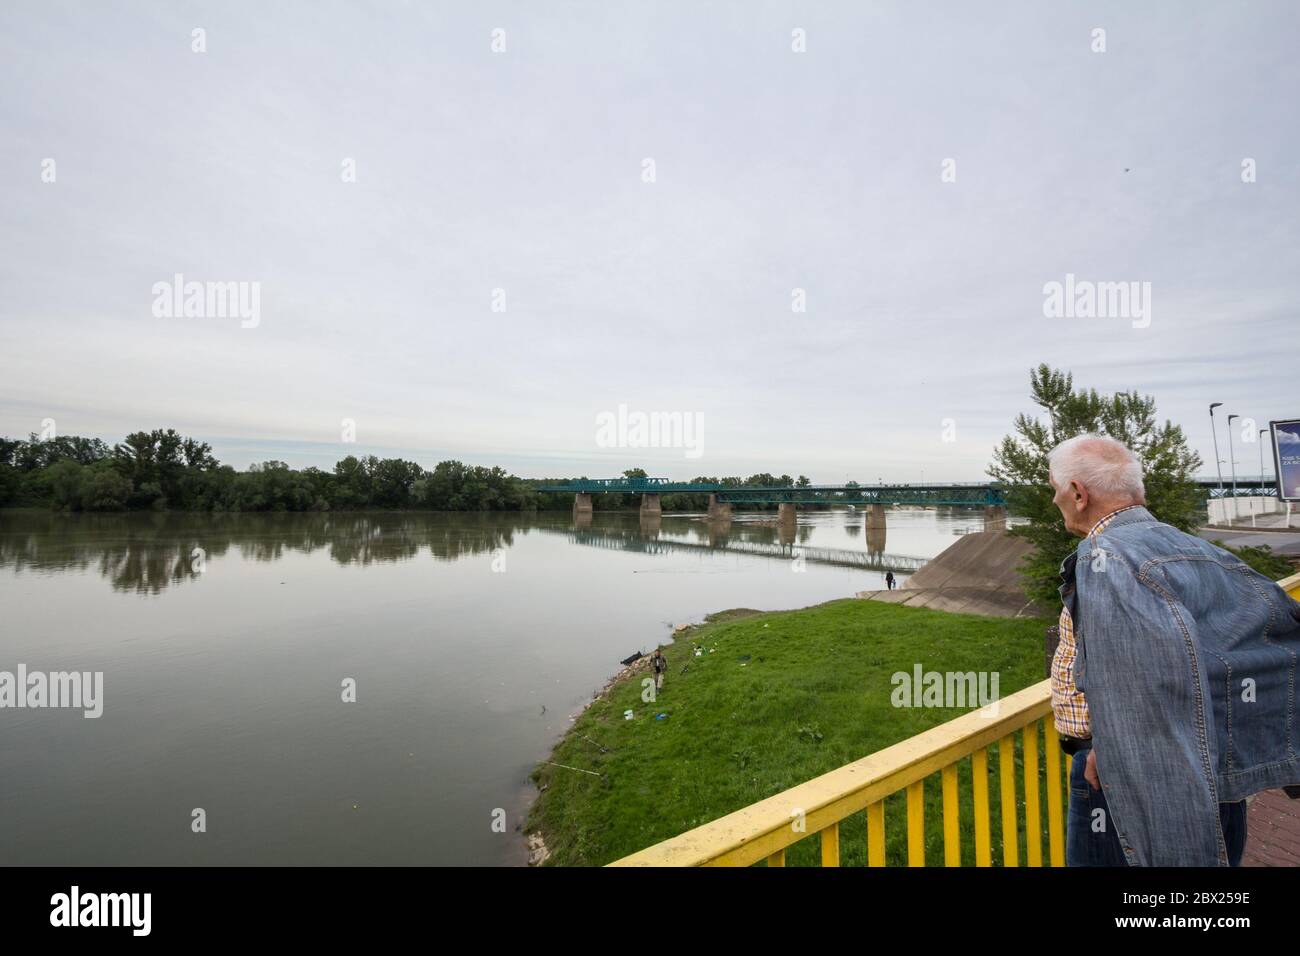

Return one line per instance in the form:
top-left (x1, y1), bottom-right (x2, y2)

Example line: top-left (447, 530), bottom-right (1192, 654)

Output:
top-left (1065, 742), bottom-right (1248, 867)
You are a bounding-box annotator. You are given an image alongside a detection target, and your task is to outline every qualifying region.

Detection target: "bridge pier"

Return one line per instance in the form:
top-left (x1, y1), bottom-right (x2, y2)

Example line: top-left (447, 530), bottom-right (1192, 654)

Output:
top-left (707, 493), bottom-right (732, 520)
top-left (778, 502), bottom-right (797, 526)
top-left (574, 492), bottom-right (593, 516)
top-left (866, 504), bottom-right (886, 528)
top-left (640, 493), bottom-right (662, 518)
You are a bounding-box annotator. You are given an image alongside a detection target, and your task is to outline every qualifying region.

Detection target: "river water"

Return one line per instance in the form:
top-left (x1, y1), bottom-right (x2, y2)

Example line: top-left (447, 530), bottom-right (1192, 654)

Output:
top-left (0, 506), bottom-right (1008, 865)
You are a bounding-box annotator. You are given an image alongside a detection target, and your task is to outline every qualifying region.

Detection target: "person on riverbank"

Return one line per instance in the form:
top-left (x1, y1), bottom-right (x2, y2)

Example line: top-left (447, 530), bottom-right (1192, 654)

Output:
top-left (1048, 434), bottom-right (1300, 866)
top-left (884, 571), bottom-right (895, 590)
top-left (651, 649), bottom-right (667, 691)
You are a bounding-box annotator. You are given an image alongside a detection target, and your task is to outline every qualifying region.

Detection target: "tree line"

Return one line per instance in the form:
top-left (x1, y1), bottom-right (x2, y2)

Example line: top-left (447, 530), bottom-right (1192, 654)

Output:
top-left (0, 431), bottom-right (813, 513)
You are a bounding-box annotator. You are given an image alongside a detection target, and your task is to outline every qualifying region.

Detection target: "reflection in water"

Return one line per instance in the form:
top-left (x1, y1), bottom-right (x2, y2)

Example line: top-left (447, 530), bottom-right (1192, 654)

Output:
top-left (705, 515), bottom-right (731, 547)
top-left (0, 509), bottom-right (935, 593)
top-left (557, 518), bottom-right (926, 572)
top-left (865, 519), bottom-right (887, 556)
top-left (0, 511), bottom-right (534, 595)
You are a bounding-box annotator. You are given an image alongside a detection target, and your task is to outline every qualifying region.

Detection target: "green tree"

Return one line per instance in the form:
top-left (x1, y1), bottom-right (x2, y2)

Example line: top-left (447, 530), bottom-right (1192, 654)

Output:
top-left (331, 455), bottom-right (373, 508)
top-left (370, 457), bottom-right (424, 508)
top-left (79, 463), bottom-right (134, 511)
top-left (47, 459), bottom-right (85, 510)
top-left (0, 464), bottom-right (18, 505)
top-left (988, 365), bottom-right (1203, 609)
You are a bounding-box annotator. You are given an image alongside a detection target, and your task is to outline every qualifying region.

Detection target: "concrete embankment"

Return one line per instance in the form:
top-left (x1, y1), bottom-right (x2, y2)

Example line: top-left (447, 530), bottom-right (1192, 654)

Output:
top-left (858, 530), bottom-right (1047, 618)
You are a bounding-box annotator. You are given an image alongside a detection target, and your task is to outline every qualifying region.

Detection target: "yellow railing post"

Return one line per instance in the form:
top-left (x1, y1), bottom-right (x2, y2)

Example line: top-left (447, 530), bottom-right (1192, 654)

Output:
top-left (820, 823), bottom-right (840, 867)
top-left (866, 801), bottom-right (886, 867)
top-left (906, 780), bottom-right (925, 866)
top-left (1045, 724), bottom-right (1065, 866)
top-left (1023, 720), bottom-right (1043, 867)
top-left (941, 764), bottom-right (960, 866)
top-left (971, 748), bottom-right (991, 866)
top-left (998, 733), bottom-right (1019, 867)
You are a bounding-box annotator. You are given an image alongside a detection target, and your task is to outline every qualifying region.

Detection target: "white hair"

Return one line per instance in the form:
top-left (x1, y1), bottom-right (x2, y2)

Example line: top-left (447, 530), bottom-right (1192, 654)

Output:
top-left (1047, 434), bottom-right (1145, 501)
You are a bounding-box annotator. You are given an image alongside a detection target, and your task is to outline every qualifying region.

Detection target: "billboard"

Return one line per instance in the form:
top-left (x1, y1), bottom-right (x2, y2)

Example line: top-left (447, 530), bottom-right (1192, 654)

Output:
top-left (1271, 419), bottom-right (1300, 501)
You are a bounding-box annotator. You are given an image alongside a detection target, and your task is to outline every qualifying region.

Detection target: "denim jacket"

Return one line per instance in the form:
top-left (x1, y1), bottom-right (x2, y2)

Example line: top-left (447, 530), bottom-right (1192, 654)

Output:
top-left (1061, 506), bottom-right (1300, 866)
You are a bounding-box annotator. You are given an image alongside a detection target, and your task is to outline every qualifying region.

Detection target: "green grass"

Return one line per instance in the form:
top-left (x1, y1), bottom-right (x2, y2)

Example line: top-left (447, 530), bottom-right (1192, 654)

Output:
top-left (528, 598), bottom-right (1056, 866)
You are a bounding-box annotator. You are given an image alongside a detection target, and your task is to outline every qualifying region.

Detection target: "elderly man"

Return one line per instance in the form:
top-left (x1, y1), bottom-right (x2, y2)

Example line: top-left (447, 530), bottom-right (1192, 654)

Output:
top-left (1048, 434), bottom-right (1300, 866)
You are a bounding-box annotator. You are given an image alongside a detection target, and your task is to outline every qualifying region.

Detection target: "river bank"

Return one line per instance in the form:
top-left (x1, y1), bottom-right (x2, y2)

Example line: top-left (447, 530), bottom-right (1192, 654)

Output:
top-left (525, 598), bottom-right (1051, 866)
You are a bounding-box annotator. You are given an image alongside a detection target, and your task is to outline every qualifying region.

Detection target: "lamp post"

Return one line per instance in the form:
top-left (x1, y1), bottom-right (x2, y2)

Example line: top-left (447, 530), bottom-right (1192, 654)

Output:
top-left (1260, 428), bottom-right (1270, 525)
top-left (1209, 403), bottom-right (1226, 524)
top-left (1227, 414), bottom-right (1240, 523)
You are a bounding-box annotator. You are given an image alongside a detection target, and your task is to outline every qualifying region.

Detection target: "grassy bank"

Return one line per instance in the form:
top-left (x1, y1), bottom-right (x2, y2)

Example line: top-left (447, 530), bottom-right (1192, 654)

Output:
top-left (528, 598), bottom-right (1053, 866)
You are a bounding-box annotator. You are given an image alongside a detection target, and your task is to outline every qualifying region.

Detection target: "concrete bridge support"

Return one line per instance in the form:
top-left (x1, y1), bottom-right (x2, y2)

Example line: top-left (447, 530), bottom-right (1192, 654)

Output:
top-left (866, 504), bottom-right (886, 528)
top-left (707, 493), bottom-right (732, 521)
top-left (640, 493), bottom-right (662, 518)
top-left (574, 492), bottom-right (593, 516)
top-left (778, 502), bottom-right (797, 527)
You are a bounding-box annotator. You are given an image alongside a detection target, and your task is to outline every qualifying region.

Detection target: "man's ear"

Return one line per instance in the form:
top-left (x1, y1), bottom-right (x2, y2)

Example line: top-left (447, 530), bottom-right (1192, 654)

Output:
top-left (1070, 481), bottom-right (1089, 513)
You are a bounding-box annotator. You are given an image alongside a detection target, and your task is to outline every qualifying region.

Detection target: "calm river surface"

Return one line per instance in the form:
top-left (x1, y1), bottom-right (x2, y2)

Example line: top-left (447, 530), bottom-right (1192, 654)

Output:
top-left (0, 507), bottom-right (1008, 865)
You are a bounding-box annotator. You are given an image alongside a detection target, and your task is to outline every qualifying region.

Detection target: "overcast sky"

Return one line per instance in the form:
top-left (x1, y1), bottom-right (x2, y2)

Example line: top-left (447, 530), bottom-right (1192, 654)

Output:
top-left (2, 1), bottom-right (1296, 481)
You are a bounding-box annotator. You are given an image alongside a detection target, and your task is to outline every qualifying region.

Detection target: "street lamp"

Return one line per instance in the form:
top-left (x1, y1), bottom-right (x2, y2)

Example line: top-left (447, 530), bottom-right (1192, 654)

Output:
top-left (1260, 428), bottom-right (1271, 484)
top-left (1259, 428), bottom-right (1270, 526)
top-left (1227, 414), bottom-right (1241, 522)
top-left (1209, 404), bottom-right (1225, 493)
top-left (1209, 403), bottom-right (1226, 524)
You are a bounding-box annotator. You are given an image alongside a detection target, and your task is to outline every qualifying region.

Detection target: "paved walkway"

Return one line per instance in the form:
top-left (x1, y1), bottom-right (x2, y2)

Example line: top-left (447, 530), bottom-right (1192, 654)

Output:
top-left (1243, 789), bottom-right (1300, 866)
top-left (1197, 526), bottom-right (1300, 556)
top-left (1204, 510), bottom-right (1297, 531)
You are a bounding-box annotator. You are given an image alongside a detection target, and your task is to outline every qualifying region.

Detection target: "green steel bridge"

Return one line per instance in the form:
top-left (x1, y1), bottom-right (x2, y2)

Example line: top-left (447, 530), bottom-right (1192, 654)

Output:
top-left (1201, 478), bottom-right (1276, 498)
top-left (534, 478), bottom-right (1007, 507)
top-left (534, 477), bottom-right (1273, 507)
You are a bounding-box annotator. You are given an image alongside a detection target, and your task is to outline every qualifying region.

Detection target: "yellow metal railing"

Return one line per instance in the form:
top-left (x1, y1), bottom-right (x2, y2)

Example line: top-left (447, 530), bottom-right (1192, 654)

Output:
top-left (610, 679), bottom-right (1064, 867)
top-left (611, 571), bottom-right (1300, 867)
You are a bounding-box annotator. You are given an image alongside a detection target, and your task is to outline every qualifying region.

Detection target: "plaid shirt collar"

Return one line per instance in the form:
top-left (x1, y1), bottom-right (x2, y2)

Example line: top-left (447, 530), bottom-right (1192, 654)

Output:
top-left (1086, 503), bottom-right (1144, 540)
